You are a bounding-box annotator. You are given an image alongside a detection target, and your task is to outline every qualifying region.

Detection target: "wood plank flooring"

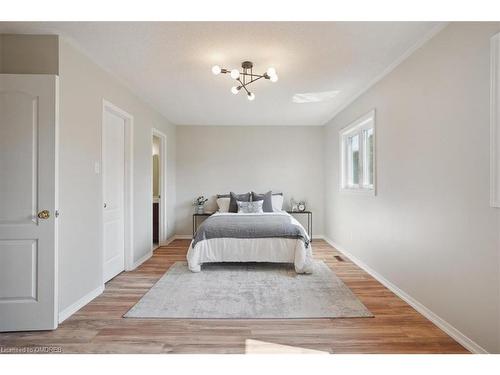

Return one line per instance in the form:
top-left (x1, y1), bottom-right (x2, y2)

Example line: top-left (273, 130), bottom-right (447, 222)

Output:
top-left (0, 239), bottom-right (468, 354)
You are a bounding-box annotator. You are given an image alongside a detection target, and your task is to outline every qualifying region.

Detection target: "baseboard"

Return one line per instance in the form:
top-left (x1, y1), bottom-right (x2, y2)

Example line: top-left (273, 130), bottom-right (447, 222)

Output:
top-left (323, 236), bottom-right (488, 354)
top-left (58, 285), bottom-right (104, 323)
top-left (163, 236), bottom-right (176, 245)
top-left (173, 234), bottom-right (193, 240)
top-left (132, 250), bottom-right (152, 269)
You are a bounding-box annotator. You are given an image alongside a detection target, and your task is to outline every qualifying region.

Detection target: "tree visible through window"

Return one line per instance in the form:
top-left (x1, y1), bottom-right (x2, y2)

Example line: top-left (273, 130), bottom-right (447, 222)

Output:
top-left (340, 110), bottom-right (375, 193)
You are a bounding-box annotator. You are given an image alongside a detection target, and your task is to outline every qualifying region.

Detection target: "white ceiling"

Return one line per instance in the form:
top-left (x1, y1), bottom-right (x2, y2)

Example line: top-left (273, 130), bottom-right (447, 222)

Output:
top-left (0, 22), bottom-right (445, 126)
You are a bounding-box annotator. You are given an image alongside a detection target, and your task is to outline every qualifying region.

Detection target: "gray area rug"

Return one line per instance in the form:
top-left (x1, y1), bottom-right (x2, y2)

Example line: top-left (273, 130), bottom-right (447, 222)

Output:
top-left (124, 261), bottom-right (373, 319)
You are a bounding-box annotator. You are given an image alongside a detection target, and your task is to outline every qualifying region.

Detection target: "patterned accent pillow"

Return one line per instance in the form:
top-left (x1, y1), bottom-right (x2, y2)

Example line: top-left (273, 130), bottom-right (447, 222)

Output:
top-left (229, 192), bottom-right (251, 213)
top-left (236, 200), bottom-right (264, 213)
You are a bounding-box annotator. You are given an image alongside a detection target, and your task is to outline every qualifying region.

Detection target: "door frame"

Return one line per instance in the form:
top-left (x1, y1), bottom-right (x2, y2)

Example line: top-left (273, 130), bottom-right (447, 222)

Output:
top-left (101, 99), bottom-right (134, 280)
top-left (151, 128), bottom-right (168, 249)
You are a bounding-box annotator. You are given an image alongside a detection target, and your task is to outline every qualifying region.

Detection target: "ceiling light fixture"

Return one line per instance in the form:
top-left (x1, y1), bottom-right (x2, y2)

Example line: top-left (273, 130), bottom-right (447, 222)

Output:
top-left (211, 61), bottom-right (278, 101)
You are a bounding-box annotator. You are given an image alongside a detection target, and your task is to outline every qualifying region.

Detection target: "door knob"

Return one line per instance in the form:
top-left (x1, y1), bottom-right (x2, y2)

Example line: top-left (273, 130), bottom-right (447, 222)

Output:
top-left (37, 210), bottom-right (50, 219)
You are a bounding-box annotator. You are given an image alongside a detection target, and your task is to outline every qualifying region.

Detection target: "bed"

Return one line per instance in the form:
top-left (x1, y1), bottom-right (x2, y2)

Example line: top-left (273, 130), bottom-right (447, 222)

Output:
top-left (186, 196), bottom-right (314, 274)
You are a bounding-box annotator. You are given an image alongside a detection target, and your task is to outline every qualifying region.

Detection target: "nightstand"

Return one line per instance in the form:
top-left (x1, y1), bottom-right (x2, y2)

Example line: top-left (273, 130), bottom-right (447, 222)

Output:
top-left (192, 212), bottom-right (214, 237)
top-left (286, 211), bottom-right (312, 241)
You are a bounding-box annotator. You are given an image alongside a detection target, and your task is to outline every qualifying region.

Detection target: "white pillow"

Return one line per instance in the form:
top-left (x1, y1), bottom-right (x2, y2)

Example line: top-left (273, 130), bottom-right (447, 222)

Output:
top-left (216, 197), bottom-right (230, 212)
top-left (272, 194), bottom-right (284, 211)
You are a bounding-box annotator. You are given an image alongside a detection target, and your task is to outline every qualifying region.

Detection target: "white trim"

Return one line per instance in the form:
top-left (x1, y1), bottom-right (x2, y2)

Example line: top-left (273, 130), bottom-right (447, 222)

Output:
top-left (490, 33), bottom-right (500, 208)
top-left (58, 285), bottom-right (104, 323)
top-left (53, 76), bottom-right (60, 329)
top-left (326, 23), bottom-right (448, 124)
top-left (151, 129), bottom-right (168, 252)
top-left (164, 236), bottom-right (177, 245)
top-left (132, 251), bottom-right (153, 270)
top-left (101, 100), bottom-right (134, 279)
top-left (322, 236), bottom-right (488, 354)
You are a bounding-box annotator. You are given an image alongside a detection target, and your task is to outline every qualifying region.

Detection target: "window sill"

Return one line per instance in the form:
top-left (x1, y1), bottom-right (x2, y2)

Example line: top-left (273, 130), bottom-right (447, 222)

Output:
top-left (340, 187), bottom-right (376, 196)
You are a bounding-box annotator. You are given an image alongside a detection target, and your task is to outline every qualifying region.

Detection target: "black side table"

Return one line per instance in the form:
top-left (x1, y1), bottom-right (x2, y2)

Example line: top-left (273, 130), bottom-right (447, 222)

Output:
top-left (192, 212), bottom-right (214, 237)
top-left (286, 211), bottom-right (312, 241)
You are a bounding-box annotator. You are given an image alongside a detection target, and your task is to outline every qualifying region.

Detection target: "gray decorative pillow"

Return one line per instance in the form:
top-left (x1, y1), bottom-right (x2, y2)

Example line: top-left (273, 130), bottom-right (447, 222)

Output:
top-left (229, 192), bottom-right (251, 213)
top-left (251, 191), bottom-right (273, 212)
top-left (236, 200), bottom-right (264, 213)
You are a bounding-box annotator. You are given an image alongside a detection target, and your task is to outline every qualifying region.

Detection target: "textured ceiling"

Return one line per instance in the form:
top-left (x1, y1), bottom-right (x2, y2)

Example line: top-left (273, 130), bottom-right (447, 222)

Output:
top-left (0, 22), bottom-right (445, 125)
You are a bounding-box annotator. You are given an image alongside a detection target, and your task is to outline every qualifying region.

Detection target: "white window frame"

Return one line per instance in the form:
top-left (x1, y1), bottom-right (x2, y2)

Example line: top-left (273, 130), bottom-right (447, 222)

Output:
top-left (339, 109), bottom-right (376, 195)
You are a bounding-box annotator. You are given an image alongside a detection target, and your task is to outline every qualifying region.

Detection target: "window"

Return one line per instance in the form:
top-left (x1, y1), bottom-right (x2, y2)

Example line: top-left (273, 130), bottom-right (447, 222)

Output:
top-left (340, 110), bottom-right (376, 193)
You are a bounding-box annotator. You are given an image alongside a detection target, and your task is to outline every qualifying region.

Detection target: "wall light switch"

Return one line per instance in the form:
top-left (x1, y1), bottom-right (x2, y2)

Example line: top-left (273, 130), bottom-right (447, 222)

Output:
top-left (94, 162), bottom-right (100, 174)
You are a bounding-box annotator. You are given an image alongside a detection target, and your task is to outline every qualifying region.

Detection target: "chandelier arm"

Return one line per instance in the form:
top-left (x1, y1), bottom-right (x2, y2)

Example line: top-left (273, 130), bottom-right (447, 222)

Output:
top-left (245, 76), bottom-right (265, 86)
top-left (239, 82), bottom-right (251, 95)
top-left (239, 72), bottom-right (266, 79)
top-left (218, 68), bottom-right (265, 79)
top-left (236, 78), bottom-right (249, 94)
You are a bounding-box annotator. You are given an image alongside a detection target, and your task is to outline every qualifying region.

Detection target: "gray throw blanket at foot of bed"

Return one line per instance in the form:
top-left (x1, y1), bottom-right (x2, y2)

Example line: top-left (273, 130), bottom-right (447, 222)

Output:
top-left (193, 213), bottom-right (310, 248)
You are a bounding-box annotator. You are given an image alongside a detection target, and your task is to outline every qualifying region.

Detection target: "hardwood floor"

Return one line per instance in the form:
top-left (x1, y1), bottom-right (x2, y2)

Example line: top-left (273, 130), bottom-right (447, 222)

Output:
top-left (0, 239), bottom-right (468, 354)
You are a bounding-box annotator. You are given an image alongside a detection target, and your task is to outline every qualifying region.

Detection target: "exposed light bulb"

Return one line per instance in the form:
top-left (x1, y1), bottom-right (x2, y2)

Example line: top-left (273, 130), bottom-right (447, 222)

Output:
top-left (230, 69), bottom-right (240, 79)
top-left (231, 86), bottom-right (239, 95)
top-left (267, 67), bottom-right (277, 77)
top-left (247, 92), bottom-right (255, 101)
top-left (212, 65), bottom-right (222, 75)
top-left (270, 74), bottom-right (278, 83)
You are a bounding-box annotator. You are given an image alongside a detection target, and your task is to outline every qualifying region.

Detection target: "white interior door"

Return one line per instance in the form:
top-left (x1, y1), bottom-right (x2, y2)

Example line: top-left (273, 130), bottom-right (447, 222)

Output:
top-left (0, 74), bottom-right (58, 331)
top-left (103, 110), bottom-right (125, 282)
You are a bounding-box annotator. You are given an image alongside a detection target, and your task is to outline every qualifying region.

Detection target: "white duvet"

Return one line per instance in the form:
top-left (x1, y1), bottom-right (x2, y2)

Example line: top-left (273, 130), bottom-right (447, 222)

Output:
top-left (186, 211), bottom-right (314, 274)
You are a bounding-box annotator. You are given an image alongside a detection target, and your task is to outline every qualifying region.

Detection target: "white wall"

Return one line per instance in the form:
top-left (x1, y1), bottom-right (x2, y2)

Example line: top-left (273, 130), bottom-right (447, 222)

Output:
top-left (175, 126), bottom-right (324, 236)
top-left (323, 22), bottom-right (500, 353)
top-left (58, 38), bottom-right (176, 314)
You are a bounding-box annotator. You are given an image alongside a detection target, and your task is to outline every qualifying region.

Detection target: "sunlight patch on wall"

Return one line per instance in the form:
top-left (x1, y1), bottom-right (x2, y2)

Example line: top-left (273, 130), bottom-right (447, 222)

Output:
top-left (245, 339), bottom-right (329, 354)
top-left (292, 90), bottom-right (340, 103)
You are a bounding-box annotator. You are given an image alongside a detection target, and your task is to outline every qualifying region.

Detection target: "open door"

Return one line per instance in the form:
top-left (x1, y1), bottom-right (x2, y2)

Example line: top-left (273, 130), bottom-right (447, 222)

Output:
top-left (0, 74), bottom-right (58, 331)
top-left (151, 129), bottom-right (167, 249)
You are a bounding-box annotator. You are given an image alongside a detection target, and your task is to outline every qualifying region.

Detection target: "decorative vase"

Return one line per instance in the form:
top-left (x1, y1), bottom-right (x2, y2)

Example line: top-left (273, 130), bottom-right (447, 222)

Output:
top-left (195, 204), bottom-right (205, 214)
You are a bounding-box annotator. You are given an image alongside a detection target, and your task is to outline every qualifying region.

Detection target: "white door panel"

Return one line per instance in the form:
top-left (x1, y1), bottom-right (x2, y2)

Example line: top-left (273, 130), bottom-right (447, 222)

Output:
top-left (0, 74), bottom-right (58, 331)
top-left (103, 110), bottom-right (125, 282)
top-left (0, 240), bottom-right (37, 300)
top-left (0, 91), bottom-right (38, 224)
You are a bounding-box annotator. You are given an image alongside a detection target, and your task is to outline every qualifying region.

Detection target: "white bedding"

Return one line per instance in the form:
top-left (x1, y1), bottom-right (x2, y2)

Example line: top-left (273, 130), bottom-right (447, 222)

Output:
top-left (186, 211), bottom-right (314, 273)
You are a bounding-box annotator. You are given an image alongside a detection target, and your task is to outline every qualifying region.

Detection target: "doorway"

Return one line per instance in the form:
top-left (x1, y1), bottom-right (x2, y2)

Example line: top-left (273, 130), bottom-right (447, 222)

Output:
top-left (102, 100), bottom-right (133, 283)
top-left (151, 129), bottom-right (167, 250)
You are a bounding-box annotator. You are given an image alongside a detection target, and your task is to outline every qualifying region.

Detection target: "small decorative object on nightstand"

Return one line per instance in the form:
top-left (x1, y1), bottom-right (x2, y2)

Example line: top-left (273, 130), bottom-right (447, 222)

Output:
top-left (192, 212), bottom-right (214, 237)
top-left (193, 196), bottom-right (208, 214)
top-left (286, 209), bottom-right (312, 241)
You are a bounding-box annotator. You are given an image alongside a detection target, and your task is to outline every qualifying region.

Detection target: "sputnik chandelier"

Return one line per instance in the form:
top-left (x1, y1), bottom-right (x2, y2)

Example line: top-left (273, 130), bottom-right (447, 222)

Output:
top-left (211, 61), bottom-right (278, 101)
